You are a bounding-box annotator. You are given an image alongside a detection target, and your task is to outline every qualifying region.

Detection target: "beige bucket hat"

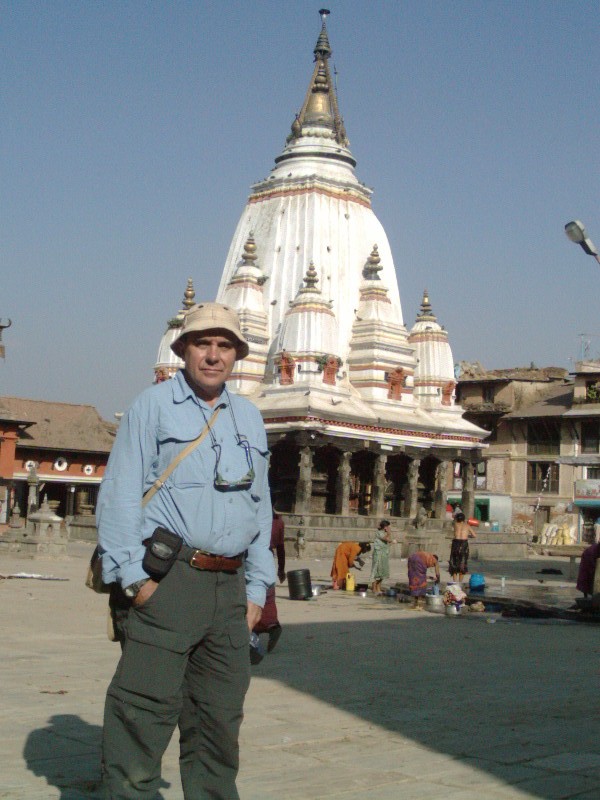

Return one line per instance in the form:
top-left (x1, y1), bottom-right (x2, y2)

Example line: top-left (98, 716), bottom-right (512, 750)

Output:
top-left (170, 302), bottom-right (249, 360)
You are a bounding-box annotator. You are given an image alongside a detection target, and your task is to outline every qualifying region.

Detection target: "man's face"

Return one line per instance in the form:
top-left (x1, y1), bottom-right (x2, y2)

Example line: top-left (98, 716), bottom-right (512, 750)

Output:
top-left (180, 329), bottom-right (238, 402)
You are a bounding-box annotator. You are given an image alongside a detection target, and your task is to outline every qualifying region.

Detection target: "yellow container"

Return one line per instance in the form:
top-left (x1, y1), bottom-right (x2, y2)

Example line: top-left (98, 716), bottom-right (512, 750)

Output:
top-left (345, 572), bottom-right (355, 592)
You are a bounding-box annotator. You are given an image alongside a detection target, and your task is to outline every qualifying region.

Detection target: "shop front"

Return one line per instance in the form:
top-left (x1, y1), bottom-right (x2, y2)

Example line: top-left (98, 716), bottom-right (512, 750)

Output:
top-left (573, 479), bottom-right (600, 543)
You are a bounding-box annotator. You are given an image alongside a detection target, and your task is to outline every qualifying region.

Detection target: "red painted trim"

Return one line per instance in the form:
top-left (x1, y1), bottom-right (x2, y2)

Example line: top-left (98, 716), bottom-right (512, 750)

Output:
top-left (262, 415), bottom-right (481, 443)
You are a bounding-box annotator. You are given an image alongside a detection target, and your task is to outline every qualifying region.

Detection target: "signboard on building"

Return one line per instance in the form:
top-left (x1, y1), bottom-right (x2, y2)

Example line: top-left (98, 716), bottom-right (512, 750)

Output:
top-left (574, 479), bottom-right (600, 506)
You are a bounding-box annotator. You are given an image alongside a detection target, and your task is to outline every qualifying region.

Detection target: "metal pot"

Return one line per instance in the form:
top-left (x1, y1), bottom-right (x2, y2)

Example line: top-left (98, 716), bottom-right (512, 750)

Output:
top-left (425, 594), bottom-right (445, 613)
top-left (311, 585), bottom-right (321, 597)
top-left (445, 603), bottom-right (462, 617)
top-left (357, 590), bottom-right (367, 597)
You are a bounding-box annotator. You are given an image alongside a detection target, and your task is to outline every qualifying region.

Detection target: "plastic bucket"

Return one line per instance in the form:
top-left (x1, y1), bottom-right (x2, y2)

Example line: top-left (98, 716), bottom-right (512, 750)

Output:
top-left (469, 573), bottom-right (485, 591)
top-left (287, 569), bottom-right (312, 600)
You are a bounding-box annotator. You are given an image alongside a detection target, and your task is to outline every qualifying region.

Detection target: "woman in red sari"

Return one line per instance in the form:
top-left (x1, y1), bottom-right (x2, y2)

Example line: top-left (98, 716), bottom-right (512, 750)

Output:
top-left (407, 550), bottom-right (440, 609)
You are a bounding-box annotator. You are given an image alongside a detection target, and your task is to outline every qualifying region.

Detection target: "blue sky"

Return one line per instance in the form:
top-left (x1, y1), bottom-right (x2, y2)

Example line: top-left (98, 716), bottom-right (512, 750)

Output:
top-left (3, 0), bottom-right (599, 419)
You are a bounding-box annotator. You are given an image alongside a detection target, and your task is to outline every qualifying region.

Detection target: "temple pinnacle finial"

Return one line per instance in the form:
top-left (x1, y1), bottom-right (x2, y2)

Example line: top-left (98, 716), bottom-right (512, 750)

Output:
top-left (363, 244), bottom-right (383, 280)
top-left (285, 8), bottom-right (350, 149)
top-left (417, 288), bottom-right (437, 321)
top-left (241, 232), bottom-right (258, 267)
top-left (304, 261), bottom-right (319, 289)
top-left (182, 278), bottom-right (195, 310)
top-left (315, 9), bottom-right (331, 60)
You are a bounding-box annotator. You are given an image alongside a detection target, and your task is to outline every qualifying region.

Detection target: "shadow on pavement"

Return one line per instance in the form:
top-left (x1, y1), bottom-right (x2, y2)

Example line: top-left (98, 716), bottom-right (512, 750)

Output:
top-left (23, 714), bottom-right (173, 799)
top-left (23, 714), bottom-right (104, 799)
top-left (255, 605), bottom-right (598, 798)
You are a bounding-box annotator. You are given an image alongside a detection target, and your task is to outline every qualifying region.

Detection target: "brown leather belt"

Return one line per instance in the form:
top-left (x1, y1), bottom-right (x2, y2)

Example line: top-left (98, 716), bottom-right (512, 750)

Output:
top-left (188, 549), bottom-right (243, 572)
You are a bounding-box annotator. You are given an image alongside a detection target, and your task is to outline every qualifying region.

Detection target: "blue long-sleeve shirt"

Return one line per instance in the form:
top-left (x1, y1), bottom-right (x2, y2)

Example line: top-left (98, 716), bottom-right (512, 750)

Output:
top-left (96, 371), bottom-right (274, 607)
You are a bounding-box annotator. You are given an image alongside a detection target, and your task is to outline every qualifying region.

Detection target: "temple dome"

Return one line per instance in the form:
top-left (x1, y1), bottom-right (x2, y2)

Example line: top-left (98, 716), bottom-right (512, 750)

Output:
top-left (276, 262), bottom-right (339, 384)
top-left (409, 290), bottom-right (456, 405)
top-left (153, 279), bottom-right (195, 383)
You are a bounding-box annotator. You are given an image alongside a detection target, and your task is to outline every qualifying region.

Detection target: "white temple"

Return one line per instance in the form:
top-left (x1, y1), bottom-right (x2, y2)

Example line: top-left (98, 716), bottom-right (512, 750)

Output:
top-left (156, 11), bottom-right (486, 520)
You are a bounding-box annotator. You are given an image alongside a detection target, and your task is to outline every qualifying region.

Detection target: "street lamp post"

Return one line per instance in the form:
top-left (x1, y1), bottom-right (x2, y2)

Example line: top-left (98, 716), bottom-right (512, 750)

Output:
top-left (564, 220), bottom-right (600, 265)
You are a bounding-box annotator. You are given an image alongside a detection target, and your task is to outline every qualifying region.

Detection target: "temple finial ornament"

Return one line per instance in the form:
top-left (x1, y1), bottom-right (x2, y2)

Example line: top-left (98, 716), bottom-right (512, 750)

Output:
top-left (313, 63), bottom-right (329, 94)
top-left (241, 233), bottom-right (258, 266)
top-left (315, 10), bottom-right (331, 59)
top-left (363, 244), bottom-right (383, 280)
top-left (417, 288), bottom-right (437, 321)
top-left (304, 261), bottom-right (319, 289)
top-left (183, 278), bottom-right (195, 310)
top-left (290, 113), bottom-right (302, 138)
top-left (290, 9), bottom-right (349, 148)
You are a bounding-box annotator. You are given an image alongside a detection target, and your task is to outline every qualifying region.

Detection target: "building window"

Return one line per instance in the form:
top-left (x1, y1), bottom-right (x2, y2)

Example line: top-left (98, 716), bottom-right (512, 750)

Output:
top-left (581, 420), bottom-right (600, 454)
top-left (585, 381), bottom-right (600, 403)
top-left (482, 386), bottom-right (495, 403)
top-left (527, 421), bottom-right (560, 455)
top-left (586, 467), bottom-right (600, 480)
top-left (527, 461), bottom-right (559, 494)
top-left (476, 461), bottom-right (487, 489)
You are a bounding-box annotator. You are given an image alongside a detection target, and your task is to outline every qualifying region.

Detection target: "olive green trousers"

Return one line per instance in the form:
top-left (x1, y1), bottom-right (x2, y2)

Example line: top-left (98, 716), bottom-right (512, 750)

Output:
top-left (102, 561), bottom-right (250, 799)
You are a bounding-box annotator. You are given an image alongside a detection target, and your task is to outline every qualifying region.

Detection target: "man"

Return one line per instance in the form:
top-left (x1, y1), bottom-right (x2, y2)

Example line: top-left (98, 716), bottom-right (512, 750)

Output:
top-left (449, 511), bottom-right (477, 583)
top-left (97, 302), bottom-right (274, 799)
top-left (253, 510), bottom-right (285, 652)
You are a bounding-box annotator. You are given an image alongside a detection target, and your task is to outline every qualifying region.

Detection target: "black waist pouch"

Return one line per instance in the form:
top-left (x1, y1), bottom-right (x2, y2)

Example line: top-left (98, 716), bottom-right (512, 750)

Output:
top-left (142, 527), bottom-right (183, 580)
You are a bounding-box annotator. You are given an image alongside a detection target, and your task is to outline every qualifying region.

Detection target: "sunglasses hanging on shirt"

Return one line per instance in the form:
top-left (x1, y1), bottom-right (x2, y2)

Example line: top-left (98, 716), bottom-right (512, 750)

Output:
top-left (198, 392), bottom-right (255, 492)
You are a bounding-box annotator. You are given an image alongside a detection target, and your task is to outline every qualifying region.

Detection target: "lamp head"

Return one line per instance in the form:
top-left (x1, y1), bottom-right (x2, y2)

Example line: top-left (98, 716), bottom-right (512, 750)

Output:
top-left (565, 220), bottom-right (599, 257)
top-left (565, 220), bottom-right (586, 244)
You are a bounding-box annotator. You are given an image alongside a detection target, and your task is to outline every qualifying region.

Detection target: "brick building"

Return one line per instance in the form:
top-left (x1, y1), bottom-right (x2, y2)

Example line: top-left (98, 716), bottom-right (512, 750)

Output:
top-left (0, 397), bottom-right (116, 524)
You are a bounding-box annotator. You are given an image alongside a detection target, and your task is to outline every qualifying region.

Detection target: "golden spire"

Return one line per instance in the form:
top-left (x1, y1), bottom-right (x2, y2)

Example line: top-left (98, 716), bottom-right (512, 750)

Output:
top-left (315, 10), bottom-right (332, 58)
top-left (241, 232), bottom-right (258, 267)
top-left (288, 10), bottom-right (349, 147)
top-left (416, 289), bottom-right (437, 321)
top-left (182, 278), bottom-right (195, 310)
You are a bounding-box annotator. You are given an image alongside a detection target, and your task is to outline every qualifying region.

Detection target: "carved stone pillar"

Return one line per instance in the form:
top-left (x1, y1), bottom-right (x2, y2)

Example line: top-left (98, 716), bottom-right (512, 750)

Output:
top-left (294, 446), bottom-right (313, 515)
top-left (335, 451), bottom-right (351, 515)
top-left (461, 463), bottom-right (475, 520)
top-left (433, 461), bottom-right (450, 519)
top-left (371, 454), bottom-right (388, 517)
top-left (406, 458), bottom-right (420, 521)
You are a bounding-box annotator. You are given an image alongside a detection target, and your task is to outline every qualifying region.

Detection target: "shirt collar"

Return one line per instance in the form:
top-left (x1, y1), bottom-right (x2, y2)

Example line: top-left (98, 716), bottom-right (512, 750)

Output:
top-left (172, 369), bottom-right (228, 409)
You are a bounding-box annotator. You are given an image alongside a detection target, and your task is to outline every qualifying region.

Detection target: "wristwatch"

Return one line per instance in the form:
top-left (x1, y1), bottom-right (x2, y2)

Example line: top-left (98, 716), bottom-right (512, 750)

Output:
top-left (123, 578), bottom-right (150, 599)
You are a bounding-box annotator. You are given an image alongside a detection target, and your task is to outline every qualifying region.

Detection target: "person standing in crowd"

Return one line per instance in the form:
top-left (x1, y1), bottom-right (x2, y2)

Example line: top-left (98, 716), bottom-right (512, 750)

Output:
top-left (97, 302), bottom-right (274, 800)
top-left (407, 550), bottom-right (440, 609)
top-left (449, 511), bottom-right (477, 583)
top-left (577, 540), bottom-right (600, 598)
top-left (370, 519), bottom-right (396, 595)
top-left (253, 509), bottom-right (286, 652)
top-left (330, 541), bottom-right (371, 589)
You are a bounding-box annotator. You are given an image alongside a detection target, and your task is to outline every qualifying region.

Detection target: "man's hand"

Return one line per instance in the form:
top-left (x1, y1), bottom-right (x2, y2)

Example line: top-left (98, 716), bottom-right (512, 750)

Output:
top-left (246, 601), bottom-right (263, 631)
top-left (278, 569), bottom-right (286, 584)
top-left (132, 579), bottom-right (159, 607)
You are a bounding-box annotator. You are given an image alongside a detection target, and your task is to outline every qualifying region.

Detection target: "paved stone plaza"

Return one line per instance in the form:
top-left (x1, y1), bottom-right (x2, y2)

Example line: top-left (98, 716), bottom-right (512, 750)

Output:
top-left (1, 542), bottom-right (599, 799)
